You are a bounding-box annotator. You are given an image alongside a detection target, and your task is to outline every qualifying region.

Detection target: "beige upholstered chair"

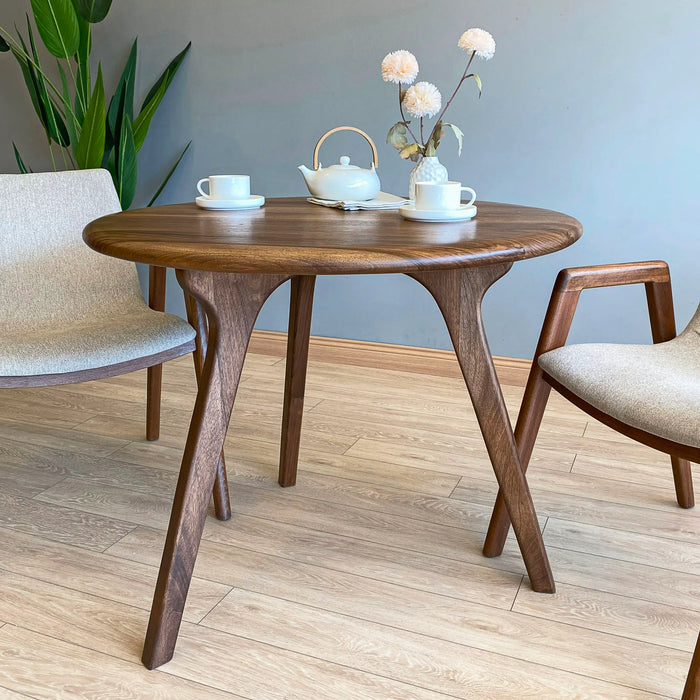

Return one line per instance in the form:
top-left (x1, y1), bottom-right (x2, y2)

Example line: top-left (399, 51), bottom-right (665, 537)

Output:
top-left (484, 260), bottom-right (699, 558)
top-left (475, 260), bottom-right (699, 696)
top-left (0, 169), bottom-right (235, 518)
top-left (0, 169), bottom-right (196, 389)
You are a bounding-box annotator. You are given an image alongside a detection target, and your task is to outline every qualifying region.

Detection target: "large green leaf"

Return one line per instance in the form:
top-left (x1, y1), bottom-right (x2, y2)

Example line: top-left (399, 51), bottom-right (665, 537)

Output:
top-left (141, 41), bottom-right (191, 110)
top-left (147, 140), bottom-right (191, 206)
top-left (57, 61), bottom-right (79, 154)
top-left (9, 41), bottom-right (48, 133)
top-left (11, 26), bottom-right (66, 147)
top-left (115, 113), bottom-right (137, 209)
top-left (106, 38), bottom-right (137, 147)
top-left (71, 0), bottom-right (91, 120)
top-left (30, 0), bottom-right (79, 59)
top-left (13, 143), bottom-right (31, 173)
top-left (132, 78), bottom-right (166, 152)
top-left (75, 62), bottom-right (105, 168)
top-left (0, 35), bottom-right (10, 52)
top-left (25, 17), bottom-right (69, 146)
top-left (75, 0), bottom-right (112, 23)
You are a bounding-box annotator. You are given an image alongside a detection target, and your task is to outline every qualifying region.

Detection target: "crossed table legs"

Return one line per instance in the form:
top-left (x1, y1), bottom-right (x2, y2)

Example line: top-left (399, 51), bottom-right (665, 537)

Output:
top-left (141, 264), bottom-right (554, 669)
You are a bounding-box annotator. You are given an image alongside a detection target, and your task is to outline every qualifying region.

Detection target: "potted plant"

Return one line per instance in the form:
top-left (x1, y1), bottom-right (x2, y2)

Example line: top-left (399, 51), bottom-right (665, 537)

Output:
top-left (0, 0), bottom-right (191, 209)
top-left (382, 28), bottom-right (496, 199)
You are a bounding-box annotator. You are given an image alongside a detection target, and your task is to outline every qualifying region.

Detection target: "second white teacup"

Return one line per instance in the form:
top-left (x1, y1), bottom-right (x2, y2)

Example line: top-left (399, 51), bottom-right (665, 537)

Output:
top-left (414, 181), bottom-right (476, 211)
top-left (197, 175), bottom-right (250, 201)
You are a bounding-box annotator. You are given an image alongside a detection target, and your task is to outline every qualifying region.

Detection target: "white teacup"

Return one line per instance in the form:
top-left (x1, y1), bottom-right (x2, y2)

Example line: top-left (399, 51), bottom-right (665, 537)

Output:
top-left (197, 175), bottom-right (250, 201)
top-left (414, 181), bottom-right (476, 211)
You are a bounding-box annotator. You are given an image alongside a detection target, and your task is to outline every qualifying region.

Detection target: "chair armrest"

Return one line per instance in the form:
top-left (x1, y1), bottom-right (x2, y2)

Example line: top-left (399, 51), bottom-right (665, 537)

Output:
top-left (555, 260), bottom-right (670, 292)
top-left (534, 260), bottom-right (676, 358)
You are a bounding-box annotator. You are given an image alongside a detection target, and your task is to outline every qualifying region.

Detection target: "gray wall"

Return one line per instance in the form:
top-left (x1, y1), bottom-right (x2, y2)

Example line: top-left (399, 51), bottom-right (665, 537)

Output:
top-left (2, 0), bottom-right (698, 357)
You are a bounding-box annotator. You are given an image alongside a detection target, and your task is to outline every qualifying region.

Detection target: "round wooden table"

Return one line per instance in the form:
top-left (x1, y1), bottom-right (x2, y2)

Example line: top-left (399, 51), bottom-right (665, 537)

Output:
top-left (84, 198), bottom-right (582, 669)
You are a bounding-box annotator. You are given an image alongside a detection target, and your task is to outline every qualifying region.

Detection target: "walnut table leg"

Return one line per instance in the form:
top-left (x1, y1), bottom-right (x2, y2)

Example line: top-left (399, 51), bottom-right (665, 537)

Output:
top-left (278, 275), bottom-right (316, 486)
top-left (410, 264), bottom-right (555, 594)
top-left (146, 265), bottom-right (167, 440)
top-left (142, 270), bottom-right (289, 669)
top-left (184, 292), bottom-right (231, 522)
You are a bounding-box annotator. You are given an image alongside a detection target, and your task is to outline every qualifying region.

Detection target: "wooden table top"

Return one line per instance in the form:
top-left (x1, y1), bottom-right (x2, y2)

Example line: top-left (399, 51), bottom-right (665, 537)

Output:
top-left (83, 198), bottom-right (582, 275)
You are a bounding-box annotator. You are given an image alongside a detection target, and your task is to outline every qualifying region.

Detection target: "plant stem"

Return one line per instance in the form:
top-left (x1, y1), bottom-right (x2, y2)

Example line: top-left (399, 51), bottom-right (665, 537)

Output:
top-left (398, 82), bottom-right (421, 144)
top-left (47, 137), bottom-right (57, 171)
top-left (420, 117), bottom-right (424, 144)
top-left (58, 143), bottom-right (68, 169)
top-left (424, 52), bottom-right (475, 149)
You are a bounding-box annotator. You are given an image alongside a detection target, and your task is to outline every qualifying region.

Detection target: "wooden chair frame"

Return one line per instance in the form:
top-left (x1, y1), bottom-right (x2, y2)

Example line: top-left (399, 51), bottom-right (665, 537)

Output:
top-left (475, 260), bottom-right (700, 698)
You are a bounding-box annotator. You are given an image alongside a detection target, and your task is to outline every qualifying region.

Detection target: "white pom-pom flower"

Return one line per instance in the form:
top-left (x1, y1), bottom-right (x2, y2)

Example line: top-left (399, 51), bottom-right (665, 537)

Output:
top-left (381, 50), bottom-right (419, 84)
top-left (402, 81), bottom-right (442, 119)
top-left (458, 28), bottom-right (496, 60)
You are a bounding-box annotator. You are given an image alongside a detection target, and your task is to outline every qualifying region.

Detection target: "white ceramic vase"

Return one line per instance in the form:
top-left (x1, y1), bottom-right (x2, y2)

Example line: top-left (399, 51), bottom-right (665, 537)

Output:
top-left (408, 156), bottom-right (448, 200)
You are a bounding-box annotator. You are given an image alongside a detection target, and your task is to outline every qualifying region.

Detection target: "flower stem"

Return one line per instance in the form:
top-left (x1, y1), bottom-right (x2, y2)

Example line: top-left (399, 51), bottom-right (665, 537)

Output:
top-left (424, 52), bottom-right (475, 149)
top-left (398, 82), bottom-right (420, 144)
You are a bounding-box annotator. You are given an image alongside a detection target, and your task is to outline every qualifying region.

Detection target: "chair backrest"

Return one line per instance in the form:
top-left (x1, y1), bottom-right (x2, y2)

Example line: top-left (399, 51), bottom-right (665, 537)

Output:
top-left (0, 169), bottom-right (145, 332)
top-left (681, 302), bottom-right (700, 338)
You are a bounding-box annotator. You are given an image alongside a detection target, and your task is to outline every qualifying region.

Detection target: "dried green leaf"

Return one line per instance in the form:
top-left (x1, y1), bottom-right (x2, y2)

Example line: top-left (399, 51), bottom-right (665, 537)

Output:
top-left (466, 72), bottom-right (482, 97)
top-left (386, 121), bottom-right (408, 151)
top-left (399, 142), bottom-right (421, 160)
top-left (443, 123), bottom-right (464, 156)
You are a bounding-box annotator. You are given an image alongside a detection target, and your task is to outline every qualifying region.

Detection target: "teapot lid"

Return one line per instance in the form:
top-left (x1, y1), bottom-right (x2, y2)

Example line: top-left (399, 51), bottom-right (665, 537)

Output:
top-left (323, 156), bottom-right (360, 171)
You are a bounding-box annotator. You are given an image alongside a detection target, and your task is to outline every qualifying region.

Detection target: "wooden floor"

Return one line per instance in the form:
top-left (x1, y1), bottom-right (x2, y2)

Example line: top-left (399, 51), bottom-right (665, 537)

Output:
top-left (0, 331), bottom-right (697, 698)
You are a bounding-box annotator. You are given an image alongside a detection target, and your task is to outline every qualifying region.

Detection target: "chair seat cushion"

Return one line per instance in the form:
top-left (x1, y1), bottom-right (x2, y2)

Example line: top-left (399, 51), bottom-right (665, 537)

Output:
top-left (538, 335), bottom-right (700, 449)
top-left (0, 308), bottom-right (195, 377)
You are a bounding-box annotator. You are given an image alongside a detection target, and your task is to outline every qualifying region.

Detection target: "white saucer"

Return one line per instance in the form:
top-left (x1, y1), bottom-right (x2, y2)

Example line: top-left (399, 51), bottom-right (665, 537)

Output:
top-left (399, 203), bottom-right (477, 223)
top-left (196, 195), bottom-right (265, 210)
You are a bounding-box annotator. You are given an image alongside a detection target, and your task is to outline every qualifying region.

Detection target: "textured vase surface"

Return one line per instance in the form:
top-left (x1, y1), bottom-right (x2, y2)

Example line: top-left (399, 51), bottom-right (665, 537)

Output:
top-left (408, 156), bottom-right (448, 200)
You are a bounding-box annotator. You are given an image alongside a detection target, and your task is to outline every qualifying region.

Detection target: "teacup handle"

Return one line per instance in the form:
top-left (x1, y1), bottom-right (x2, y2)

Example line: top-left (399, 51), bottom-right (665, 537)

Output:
top-left (197, 178), bottom-right (210, 198)
top-left (461, 187), bottom-right (477, 207)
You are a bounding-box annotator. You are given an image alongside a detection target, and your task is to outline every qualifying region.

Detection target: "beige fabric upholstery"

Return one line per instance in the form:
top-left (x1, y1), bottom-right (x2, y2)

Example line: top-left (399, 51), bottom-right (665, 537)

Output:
top-left (539, 303), bottom-right (700, 449)
top-left (0, 169), bottom-right (195, 376)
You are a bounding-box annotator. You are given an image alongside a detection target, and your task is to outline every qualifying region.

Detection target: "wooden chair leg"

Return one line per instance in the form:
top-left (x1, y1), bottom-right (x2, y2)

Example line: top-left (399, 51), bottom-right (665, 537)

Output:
top-left (142, 270), bottom-right (288, 669)
top-left (672, 456), bottom-right (695, 509)
top-left (483, 363), bottom-right (552, 557)
top-left (646, 279), bottom-right (695, 509)
top-left (146, 265), bottom-right (167, 440)
top-left (683, 631), bottom-right (700, 699)
top-left (278, 276), bottom-right (316, 487)
top-left (483, 277), bottom-right (582, 558)
top-left (410, 265), bottom-right (554, 593)
top-left (184, 292), bottom-right (231, 522)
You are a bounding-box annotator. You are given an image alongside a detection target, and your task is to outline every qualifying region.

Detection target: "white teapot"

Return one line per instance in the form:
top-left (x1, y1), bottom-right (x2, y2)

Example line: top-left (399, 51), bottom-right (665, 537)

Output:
top-left (298, 126), bottom-right (381, 201)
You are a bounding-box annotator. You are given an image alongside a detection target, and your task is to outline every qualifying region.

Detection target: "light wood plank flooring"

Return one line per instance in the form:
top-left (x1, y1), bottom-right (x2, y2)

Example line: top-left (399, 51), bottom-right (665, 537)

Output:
top-left (0, 331), bottom-right (697, 698)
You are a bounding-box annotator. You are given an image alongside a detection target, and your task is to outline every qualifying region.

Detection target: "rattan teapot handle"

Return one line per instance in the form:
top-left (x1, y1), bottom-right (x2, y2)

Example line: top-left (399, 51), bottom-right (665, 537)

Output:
top-left (312, 126), bottom-right (379, 170)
